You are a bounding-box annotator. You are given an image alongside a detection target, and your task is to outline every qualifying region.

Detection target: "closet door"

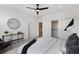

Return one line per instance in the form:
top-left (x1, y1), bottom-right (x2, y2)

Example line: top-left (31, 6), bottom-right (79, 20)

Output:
top-left (51, 20), bottom-right (58, 38)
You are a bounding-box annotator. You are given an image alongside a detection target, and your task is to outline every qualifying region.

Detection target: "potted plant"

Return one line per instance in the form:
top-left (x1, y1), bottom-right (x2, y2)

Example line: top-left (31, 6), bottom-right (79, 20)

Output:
top-left (4, 31), bottom-right (9, 35)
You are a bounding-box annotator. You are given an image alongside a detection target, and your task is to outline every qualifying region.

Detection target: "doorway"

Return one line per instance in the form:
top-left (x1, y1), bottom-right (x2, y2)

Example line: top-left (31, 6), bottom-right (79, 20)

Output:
top-left (51, 20), bottom-right (58, 38)
top-left (39, 22), bottom-right (43, 37)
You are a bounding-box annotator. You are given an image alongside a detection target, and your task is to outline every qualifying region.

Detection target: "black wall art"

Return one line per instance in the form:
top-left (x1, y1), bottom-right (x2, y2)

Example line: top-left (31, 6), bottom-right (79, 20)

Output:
top-left (64, 18), bottom-right (74, 31)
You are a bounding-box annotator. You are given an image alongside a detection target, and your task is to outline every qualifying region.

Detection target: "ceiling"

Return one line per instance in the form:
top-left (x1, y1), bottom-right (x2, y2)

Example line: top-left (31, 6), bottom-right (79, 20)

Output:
top-left (0, 4), bottom-right (79, 16)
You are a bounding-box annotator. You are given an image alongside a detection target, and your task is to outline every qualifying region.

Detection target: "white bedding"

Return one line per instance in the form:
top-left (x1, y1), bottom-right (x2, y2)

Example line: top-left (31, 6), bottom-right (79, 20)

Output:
top-left (46, 38), bottom-right (66, 54)
top-left (27, 37), bottom-right (58, 54)
top-left (18, 37), bottom-right (66, 54)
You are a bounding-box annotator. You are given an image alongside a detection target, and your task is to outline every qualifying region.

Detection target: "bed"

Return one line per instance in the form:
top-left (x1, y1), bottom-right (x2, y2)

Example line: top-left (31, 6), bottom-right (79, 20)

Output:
top-left (17, 36), bottom-right (66, 54)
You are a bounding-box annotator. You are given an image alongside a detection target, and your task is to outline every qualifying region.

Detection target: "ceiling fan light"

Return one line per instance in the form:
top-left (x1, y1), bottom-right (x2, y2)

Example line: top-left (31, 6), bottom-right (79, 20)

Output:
top-left (36, 10), bottom-right (39, 11)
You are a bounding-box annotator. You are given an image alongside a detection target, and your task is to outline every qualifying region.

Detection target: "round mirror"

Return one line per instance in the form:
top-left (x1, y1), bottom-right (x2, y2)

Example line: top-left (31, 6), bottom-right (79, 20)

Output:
top-left (7, 18), bottom-right (21, 30)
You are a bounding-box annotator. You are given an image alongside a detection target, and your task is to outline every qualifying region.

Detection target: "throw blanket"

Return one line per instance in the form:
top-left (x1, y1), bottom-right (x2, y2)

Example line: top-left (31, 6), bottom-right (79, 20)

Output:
top-left (21, 39), bottom-right (36, 54)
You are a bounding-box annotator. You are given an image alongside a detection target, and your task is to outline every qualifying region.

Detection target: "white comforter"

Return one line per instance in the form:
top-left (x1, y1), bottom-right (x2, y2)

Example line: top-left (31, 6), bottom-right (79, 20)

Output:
top-left (18, 37), bottom-right (66, 54)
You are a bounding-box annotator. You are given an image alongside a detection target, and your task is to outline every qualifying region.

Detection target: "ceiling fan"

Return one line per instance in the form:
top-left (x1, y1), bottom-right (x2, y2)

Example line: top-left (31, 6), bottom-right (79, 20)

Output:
top-left (26, 4), bottom-right (49, 15)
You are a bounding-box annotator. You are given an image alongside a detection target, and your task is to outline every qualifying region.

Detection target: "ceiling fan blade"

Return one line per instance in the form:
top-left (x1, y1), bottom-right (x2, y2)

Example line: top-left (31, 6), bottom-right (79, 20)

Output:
top-left (39, 7), bottom-right (48, 10)
top-left (36, 11), bottom-right (39, 15)
top-left (27, 7), bottom-right (35, 10)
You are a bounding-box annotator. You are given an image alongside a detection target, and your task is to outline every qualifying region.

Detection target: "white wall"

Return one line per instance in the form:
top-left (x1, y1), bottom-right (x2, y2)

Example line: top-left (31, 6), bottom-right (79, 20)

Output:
top-left (28, 16), bottom-right (43, 38)
top-left (0, 9), bottom-right (35, 40)
top-left (1, 5), bottom-right (79, 41)
top-left (28, 16), bottom-right (38, 38)
top-left (41, 8), bottom-right (79, 39)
